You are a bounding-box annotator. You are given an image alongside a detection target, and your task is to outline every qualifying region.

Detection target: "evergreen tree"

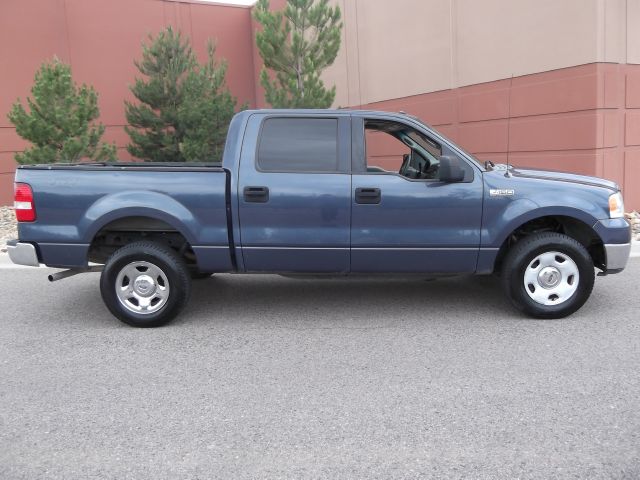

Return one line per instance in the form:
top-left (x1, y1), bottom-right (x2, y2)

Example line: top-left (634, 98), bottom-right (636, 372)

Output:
top-left (125, 27), bottom-right (237, 162)
top-left (7, 58), bottom-right (116, 165)
top-left (178, 42), bottom-right (240, 162)
top-left (253, 0), bottom-right (342, 109)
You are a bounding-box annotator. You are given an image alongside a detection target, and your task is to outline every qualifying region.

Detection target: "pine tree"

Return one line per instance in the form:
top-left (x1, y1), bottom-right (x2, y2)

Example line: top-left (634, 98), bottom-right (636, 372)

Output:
top-left (178, 42), bottom-right (240, 162)
top-left (125, 27), bottom-right (238, 162)
top-left (7, 58), bottom-right (116, 165)
top-left (254, 0), bottom-right (342, 109)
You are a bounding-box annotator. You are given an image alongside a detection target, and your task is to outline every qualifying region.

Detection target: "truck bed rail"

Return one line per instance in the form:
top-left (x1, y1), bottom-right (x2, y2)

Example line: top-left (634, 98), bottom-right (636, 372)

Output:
top-left (17, 162), bottom-right (223, 172)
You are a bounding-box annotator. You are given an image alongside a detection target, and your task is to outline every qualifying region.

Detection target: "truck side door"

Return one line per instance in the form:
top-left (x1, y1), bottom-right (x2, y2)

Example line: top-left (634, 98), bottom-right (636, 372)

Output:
top-left (350, 116), bottom-right (483, 273)
top-left (237, 113), bottom-right (351, 272)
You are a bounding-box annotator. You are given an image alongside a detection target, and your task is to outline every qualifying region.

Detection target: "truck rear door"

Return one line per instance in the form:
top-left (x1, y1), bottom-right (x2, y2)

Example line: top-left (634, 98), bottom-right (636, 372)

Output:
top-left (237, 113), bottom-right (351, 272)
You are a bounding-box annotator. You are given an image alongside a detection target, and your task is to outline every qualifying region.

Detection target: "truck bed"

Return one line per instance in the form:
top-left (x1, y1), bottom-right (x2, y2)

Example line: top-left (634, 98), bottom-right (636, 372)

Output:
top-left (15, 163), bottom-right (233, 271)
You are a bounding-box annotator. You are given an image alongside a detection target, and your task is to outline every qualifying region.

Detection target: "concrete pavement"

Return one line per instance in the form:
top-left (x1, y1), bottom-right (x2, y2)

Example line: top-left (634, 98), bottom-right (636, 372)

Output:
top-left (0, 260), bottom-right (639, 479)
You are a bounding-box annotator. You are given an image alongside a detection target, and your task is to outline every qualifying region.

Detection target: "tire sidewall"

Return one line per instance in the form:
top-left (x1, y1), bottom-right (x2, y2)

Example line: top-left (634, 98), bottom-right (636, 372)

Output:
top-left (504, 235), bottom-right (595, 318)
top-left (100, 245), bottom-right (190, 327)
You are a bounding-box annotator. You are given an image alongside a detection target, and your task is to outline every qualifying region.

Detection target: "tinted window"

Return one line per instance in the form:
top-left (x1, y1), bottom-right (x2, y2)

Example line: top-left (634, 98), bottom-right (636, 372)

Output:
top-left (258, 118), bottom-right (338, 172)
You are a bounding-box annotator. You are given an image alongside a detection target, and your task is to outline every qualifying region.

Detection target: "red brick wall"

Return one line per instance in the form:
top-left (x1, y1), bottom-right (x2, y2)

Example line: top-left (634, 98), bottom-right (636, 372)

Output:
top-left (0, 0), bottom-right (257, 205)
top-left (1, 0), bottom-right (639, 212)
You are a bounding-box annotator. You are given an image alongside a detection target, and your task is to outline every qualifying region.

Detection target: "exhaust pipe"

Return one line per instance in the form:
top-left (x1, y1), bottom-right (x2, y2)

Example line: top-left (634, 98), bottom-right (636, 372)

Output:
top-left (48, 265), bottom-right (103, 282)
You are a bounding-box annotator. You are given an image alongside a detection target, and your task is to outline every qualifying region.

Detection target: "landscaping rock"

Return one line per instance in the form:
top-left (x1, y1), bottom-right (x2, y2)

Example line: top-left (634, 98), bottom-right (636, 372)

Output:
top-left (0, 206), bottom-right (18, 253)
top-left (624, 211), bottom-right (640, 241)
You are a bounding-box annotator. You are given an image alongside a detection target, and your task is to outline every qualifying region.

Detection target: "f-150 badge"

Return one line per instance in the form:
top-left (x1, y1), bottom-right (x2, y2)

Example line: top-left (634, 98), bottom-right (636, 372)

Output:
top-left (490, 189), bottom-right (515, 197)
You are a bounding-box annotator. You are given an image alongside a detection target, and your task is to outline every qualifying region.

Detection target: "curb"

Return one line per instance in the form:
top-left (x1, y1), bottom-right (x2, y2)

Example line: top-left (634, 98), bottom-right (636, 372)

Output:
top-left (0, 252), bottom-right (40, 269)
top-left (0, 252), bottom-right (52, 269)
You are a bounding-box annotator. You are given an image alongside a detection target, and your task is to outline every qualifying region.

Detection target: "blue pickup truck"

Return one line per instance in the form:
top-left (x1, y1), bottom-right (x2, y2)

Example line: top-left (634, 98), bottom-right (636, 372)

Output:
top-left (8, 109), bottom-right (631, 327)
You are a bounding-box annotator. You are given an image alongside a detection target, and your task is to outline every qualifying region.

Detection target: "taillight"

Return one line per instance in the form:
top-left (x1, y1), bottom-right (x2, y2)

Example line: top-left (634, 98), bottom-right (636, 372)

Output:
top-left (14, 183), bottom-right (36, 222)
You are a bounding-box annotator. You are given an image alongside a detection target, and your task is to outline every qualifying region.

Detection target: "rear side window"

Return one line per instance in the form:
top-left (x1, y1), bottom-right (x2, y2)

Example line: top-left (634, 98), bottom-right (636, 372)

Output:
top-left (257, 118), bottom-right (338, 172)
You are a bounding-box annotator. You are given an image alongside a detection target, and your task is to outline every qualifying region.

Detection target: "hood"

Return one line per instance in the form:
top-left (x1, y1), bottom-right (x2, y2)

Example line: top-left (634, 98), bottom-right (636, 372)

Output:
top-left (495, 165), bottom-right (619, 192)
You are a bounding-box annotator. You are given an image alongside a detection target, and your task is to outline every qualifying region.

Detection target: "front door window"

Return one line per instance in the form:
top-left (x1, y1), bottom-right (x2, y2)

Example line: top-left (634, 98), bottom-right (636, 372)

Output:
top-left (365, 120), bottom-right (442, 180)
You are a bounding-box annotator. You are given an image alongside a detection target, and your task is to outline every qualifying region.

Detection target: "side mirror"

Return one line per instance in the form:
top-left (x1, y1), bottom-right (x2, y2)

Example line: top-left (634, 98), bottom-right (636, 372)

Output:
top-left (439, 155), bottom-right (465, 182)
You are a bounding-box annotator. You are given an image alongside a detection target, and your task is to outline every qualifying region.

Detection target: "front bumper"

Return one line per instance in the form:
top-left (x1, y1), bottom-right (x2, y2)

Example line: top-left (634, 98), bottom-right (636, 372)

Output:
top-left (6, 240), bottom-right (40, 267)
top-left (604, 242), bottom-right (631, 273)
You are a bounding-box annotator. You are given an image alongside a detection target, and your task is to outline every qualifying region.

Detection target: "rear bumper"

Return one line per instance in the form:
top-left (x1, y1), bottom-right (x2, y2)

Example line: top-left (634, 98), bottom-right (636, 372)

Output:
top-left (604, 242), bottom-right (631, 273)
top-left (6, 240), bottom-right (40, 267)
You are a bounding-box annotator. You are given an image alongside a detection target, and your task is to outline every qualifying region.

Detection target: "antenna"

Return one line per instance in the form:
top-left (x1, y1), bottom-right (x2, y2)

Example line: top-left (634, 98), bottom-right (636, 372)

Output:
top-left (505, 74), bottom-right (513, 177)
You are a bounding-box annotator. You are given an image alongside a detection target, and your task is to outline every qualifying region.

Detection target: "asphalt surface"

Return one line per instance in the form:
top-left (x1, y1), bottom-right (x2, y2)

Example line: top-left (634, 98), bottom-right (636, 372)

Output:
top-left (1, 260), bottom-right (639, 479)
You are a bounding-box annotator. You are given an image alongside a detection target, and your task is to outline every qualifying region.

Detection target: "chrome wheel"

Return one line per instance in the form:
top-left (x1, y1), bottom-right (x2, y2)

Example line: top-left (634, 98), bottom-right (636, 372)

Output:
top-left (523, 251), bottom-right (579, 306)
top-left (115, 261), bottom-right (170, 315)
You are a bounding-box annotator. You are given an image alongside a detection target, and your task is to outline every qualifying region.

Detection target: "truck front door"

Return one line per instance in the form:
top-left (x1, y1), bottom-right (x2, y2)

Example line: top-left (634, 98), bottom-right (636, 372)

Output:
top-left (238, 113), bottom-right (351, 273)
top-left (350, 116), bottom-right (484, 273)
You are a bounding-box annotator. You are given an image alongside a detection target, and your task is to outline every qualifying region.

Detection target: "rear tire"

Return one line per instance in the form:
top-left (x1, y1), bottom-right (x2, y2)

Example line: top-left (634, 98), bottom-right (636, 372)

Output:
top-left (501, 232), bottom-right (594, 319)
top-left (100, 241), bottom-right (192, 327)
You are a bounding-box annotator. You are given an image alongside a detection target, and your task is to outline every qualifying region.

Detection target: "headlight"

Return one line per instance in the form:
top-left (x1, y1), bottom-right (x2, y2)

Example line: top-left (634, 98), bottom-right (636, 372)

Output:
top-left (608, 192), bottom-right (624, 218)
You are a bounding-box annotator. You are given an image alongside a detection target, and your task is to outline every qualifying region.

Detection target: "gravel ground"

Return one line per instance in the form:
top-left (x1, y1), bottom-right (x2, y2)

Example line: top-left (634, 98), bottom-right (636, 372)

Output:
top-left (0, 206), bottom-right (18, 253)
top-left (625, 211), bottom-right (640, 241)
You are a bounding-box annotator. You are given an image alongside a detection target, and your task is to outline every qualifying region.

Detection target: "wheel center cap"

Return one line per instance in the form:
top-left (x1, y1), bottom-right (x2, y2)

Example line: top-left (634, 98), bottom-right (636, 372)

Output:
top-left (133, 275), bottom-right (156, 296)
top-left (538, 267), bottom-right (561, 289)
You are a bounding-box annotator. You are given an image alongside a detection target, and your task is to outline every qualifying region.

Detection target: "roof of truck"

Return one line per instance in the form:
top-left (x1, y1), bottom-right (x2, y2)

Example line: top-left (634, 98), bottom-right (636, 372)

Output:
top-left (237, 108), bottom-right (424, 122)
top-left (235, 109), bottom-right (433, 132)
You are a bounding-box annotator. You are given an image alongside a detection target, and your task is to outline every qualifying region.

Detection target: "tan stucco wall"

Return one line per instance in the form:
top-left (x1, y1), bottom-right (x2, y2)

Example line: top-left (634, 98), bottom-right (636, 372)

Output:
top-left (325, 0), bottom-right (640, 106)
top-left (626, 0), bottom-right (640, 63)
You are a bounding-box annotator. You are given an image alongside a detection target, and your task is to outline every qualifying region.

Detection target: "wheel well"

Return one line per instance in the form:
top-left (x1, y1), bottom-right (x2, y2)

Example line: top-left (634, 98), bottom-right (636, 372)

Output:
top-left (88, 216), bottom-right (197, 266)
top-left (494, 215), bottom-right (605, 272)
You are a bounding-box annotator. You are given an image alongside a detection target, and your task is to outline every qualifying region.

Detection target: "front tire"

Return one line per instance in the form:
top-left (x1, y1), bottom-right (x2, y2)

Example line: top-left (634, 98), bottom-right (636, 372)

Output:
top-left (501, 232), bottom-right (595, 319)
top-left (100, 241), bottom-right (192, 327)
